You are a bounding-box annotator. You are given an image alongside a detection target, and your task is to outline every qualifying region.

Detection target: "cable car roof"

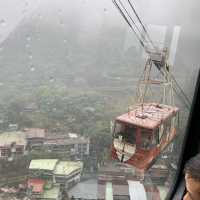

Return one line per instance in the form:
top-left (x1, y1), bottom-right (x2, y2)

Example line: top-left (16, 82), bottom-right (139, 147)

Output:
top-left (116, 103), bottom-right (179, 130)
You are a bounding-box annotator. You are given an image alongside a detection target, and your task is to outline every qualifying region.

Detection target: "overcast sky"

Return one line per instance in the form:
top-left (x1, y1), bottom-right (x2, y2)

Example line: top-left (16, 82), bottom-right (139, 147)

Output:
top-left (0, 0), bottom-right (199, 53)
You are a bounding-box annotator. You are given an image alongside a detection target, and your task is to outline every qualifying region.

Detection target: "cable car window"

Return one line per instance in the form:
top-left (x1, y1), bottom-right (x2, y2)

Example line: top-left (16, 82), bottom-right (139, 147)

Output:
top-left (139, 128), bottom-right (153, 150)
top-left (123, 125), bottom-right (136, 144)
top-left (0, 1), bottom-right (199, 200)
top-left (152, 128), bottom-right (159, 146)
top-left (114, 122), bottom-right (136, 144)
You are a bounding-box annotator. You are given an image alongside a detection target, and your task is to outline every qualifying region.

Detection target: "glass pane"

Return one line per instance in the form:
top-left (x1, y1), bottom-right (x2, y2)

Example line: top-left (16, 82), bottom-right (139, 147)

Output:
top-left (0, 0), bottom-right (198, 200)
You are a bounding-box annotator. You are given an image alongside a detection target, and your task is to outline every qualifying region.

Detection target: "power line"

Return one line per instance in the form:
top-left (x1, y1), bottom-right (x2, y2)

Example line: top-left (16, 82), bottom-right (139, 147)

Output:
top-left (126, 0), bottom-right (157, 51)
top-left (116, 0), bottom-right (148, 44)
top-left (112, 0), bottom-right (146, 48)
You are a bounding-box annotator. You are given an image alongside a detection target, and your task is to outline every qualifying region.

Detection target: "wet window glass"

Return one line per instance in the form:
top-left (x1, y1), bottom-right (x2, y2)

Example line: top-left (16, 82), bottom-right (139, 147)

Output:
top-left (0, 0), bottom-right (199, 200)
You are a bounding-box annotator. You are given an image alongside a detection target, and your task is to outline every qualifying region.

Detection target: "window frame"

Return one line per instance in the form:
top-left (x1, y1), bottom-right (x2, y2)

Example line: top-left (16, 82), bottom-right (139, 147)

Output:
top-left (168, 70), bottom-right (200, 200)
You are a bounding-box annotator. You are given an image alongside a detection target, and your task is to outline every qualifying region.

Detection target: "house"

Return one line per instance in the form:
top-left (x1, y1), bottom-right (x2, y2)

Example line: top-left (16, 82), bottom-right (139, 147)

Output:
top-left (29, 159), bottom-right (59, 178)
top-left (24, 128), bottom-right (46, 150)
top-left (0, 132), bottom-right (27, 159)
top-left (27, 178), bottom-right (46, 198)
top-left (25, 131), bottom-right (90, 158)
top-left (28, 159), bottom-right (83, 190)
top-left (53, 161), bottom-right (83, 189)
top-left (44, 133), bottom-right (90, 158)
top-left (27, 180), bottom-right (62, 200)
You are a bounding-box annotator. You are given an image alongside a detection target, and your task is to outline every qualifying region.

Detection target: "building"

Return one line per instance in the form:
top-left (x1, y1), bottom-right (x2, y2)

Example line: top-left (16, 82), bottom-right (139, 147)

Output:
top-left (44, 133), bottom-right (90, 158)
top-left (24, 130), bottom-right (90, 158)
top-left (54, 161), bottom-right (83, 189)
top-left (29, 159), bottom-right (59, 178)
top-left (28, 159), bottom-right (83, 200)
top-left (39, 185), bottom-right (62, 200)
top-left (68, 179), bottom-right (98, 200)
top-left (68, 162), bottom-right (161, 200)
top-left (97, 163), bottom-right (161, 200)
top-left (28, 159), bottom-right (83, 191)
top-left (0, 132), bottom-right (27, 160)
top-left (27, 178), bottom-right (46, 198)
top-left (27, 179), bottom-right (62, 200)
top-left (24, 128), bottom-right (46, 151)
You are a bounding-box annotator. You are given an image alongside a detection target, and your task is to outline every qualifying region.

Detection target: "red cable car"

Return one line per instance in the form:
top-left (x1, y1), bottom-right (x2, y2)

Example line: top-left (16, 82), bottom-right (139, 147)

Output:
top-left (111, 103), bottom-right (179, 170)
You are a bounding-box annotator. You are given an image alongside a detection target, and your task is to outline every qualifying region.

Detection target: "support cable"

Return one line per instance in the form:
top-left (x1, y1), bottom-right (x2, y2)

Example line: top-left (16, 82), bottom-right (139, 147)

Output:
top-left (115, 0), bottom-right (148, 44)
top-left (126, 0), bottom-right (157, 51)
top-left (112, 0), bottom-right (146, 48)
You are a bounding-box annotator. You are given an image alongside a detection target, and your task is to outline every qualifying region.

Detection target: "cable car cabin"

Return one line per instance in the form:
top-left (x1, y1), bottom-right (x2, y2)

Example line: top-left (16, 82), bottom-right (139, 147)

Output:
top-left (111, 103), bottom-right (179, 171)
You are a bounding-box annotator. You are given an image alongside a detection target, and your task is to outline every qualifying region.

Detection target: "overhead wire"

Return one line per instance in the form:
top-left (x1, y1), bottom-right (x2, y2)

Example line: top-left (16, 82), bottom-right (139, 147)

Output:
top-left (112, 0), bottom-right (146, 48)
top-left (116, 0), bottom-right (148, 44)
top-left (126, 0), bottom-right (158, 51)
top-left (159, 67), bottom-right (192, 109)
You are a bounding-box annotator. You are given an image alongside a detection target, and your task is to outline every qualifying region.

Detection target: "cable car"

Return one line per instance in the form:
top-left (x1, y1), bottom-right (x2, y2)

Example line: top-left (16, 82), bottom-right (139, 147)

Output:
top-left (111, 103), bottom-right (179, 170)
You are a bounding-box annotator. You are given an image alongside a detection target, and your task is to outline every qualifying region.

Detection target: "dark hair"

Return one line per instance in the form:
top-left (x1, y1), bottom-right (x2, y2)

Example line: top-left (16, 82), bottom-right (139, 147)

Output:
top-left (184, 153), bottom-right (200, 181)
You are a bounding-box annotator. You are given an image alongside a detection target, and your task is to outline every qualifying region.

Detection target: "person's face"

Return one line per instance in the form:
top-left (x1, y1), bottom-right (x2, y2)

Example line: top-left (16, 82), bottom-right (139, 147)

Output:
top-left (185, 173), bottom-right (200, 199)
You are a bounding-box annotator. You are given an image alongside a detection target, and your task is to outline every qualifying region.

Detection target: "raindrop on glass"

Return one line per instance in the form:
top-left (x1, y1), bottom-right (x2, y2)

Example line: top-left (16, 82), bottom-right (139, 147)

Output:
top-left (38, 14), bottom-right (43, 20)
top-left (26, 36), bottom-right (31, 41)
top-left (24, 1), bottom-right (29, 7)
top-left (25, 43), bottom-right (30, 49)
top-left (59, 20), bottom-right (64, 26)
top-left (30, 67), bottom-right (35, 72)
top-left (58, 9), bottom-right (62, 14)
top-left (29, 54), bottom-right (33, 60)
top-left (0, 19), bottom-right (6, 27)
top-left (22, 9), bottom-right (27, 15)
top-left (49, 77), bottom-right (55, 83)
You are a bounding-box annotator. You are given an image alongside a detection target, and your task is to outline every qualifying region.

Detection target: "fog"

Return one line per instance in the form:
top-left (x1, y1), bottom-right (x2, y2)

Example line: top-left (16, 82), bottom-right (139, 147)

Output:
top-left (0, 0), bottom-right (199, 101)
top-left (0, 1), bottom-right (199, 197)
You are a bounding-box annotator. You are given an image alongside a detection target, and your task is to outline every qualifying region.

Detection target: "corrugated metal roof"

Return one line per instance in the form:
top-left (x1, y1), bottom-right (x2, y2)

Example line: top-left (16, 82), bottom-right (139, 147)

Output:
top-left (53, 161), bottom-right (83, 176)
top-left (105, 182), bottom-right (113, 200)
top-left (68, 179), bottom-right (97, 199)
top-left (98, 183), bottom-right (130, 199)
top-left (29, 159), bottom-right (59, 171)
top-left (116, 103), bottom-right (179, 129)
top-left (44, 138), bottom-right (89, 145)
top-left (128, 181), bottom-right (147, 200)
top-left (0, 131), bottom-right (26, 146)
top-left (24, 128), bottom-right (46, 139)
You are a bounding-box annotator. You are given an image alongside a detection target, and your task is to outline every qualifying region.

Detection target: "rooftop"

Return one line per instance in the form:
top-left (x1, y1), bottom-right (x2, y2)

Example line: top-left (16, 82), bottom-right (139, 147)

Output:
top-left (24, 128), bottom-right (46, 139)
top-left (116, 103), bottom-right (179, 129)
top-left (68, 179), bottom-right (97, 200)
top-left (54, 161), bottom-right (83, 176)
top-left (0, 131), bottom-right (26, 146)
top-left (29, 159), bottom-right (59, 171)
top-left (44, 137), bottom-right (89, 145)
